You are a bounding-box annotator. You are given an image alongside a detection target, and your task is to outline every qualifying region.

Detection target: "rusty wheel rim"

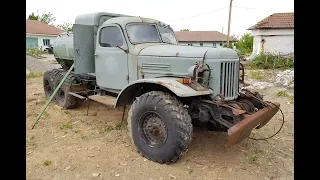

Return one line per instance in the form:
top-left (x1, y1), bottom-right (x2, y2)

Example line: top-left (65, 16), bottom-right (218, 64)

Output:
top-left (138, 111), bottom-right (168, 148)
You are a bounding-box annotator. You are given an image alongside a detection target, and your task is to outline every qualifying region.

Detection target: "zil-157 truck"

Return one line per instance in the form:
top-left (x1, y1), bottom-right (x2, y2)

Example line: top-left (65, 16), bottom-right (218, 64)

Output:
top-left (42, 12), bottom-right (280, 164)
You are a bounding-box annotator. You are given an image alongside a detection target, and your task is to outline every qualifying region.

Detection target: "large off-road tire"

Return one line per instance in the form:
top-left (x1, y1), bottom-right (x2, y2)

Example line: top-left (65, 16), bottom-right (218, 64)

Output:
top-left (43, 70), bottom-right (54, 98)
top-left (127, 91), bottom-right (193, 164)
top-left (53, 71), bottom-right (78, 109)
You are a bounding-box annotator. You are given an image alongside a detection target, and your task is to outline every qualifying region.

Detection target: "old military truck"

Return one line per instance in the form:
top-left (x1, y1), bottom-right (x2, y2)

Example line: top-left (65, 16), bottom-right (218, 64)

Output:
top-left (44, 12), bottom-right (280, 164)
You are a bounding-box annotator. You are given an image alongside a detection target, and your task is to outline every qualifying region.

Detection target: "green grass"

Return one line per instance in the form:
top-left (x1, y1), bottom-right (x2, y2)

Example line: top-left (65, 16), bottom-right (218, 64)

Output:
top-left (43, 160), bottom-right (52, 166)
top-left (248, 155), bottom-right (258, 164)
top-left (276, 90), bottom-right (294, 104)
top-left (288, 95), bottom-right (294, 104)
top-left (187, 169), bottom-right (193, 175)
top-left (43, 111), bottom-right (49, 117)
top-left (115, 122), bottom-right (122, 130)
top-left (81, 135), bottom-right (87, 139)
top-left (60, 121), bottom-right (73, 129)
top-left (26, 72), bottom-right (44, 78)
top-left (248, 71), bottom-right (264, 80)
top-left (276, 90), bottom-right (288, 97)
top-left (104, 125), bottom-right (114, 132)
top-left (103, 122), bottom-right (123, 132)
top-left (289, 80), bottom-right (294, 85)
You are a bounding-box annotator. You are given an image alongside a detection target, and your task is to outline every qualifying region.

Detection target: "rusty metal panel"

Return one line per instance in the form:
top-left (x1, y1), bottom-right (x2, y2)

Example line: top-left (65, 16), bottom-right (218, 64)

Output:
top-left (69, 84), bottom-right (87, 92)
top-left (226, 102), bottom-right (280, 147)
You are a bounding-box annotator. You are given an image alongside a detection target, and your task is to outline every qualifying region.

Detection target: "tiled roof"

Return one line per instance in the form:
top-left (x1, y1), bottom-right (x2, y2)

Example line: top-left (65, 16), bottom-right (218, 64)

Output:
top-left (248, 12), bottom-right (294, 30)
top-left (26, 20), bottom-right (64, 35)
top-left (175, 31), bottom-right (237, 42)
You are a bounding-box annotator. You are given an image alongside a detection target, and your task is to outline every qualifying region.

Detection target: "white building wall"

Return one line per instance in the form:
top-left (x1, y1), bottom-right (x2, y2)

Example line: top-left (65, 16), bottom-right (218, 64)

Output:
top-left (251, 28), bottom-right (294, 57)
top-left (26, 33), bottom-right (59, 50)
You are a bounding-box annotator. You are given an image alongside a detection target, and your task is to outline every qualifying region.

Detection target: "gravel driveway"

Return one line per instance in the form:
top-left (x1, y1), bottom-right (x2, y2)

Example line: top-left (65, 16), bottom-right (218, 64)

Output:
top-left (26, 55), bottom-right (61, 74)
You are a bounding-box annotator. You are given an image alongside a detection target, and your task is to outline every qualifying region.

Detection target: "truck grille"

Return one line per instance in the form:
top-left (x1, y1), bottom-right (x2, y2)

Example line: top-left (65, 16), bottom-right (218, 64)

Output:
top-left (220, 61), bottom-right (238, 99)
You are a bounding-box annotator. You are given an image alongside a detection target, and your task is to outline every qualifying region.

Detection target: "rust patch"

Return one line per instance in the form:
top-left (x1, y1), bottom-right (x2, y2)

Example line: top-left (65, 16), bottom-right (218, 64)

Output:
top-left (226, 102), bottom-right (280, 147)
top-left (201, 99), bottom-right (247, 116)
top-left (69, 84), bottom-right (87, 92)
top-left (175, 79), bottom-right (183, 84)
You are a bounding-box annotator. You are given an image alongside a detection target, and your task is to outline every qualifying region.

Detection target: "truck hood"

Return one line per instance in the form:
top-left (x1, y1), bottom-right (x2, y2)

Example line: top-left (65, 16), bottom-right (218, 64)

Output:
top-left (133, 44), bottom-right (238, 59)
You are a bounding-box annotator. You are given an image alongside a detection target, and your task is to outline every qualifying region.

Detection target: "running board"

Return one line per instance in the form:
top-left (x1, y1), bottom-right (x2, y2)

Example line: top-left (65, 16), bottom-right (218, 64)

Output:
top-left (88, 95), bottom-right (117, 106)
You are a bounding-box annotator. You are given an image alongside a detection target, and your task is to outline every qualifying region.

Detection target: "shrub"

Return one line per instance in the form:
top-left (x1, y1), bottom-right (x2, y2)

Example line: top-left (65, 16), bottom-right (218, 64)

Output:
top-left (248, 53), bottom-right (294, 69)
top-left (26, 45), bottom-right (45, 59)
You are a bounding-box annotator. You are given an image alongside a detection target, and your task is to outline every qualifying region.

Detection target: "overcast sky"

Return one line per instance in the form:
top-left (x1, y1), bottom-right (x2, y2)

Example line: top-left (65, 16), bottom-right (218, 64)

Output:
top-left (26, 0), bottom-right (294, 36)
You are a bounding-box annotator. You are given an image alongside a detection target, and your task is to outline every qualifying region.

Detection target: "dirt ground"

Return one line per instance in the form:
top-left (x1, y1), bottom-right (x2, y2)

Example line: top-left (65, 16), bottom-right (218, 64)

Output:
top-left (26, 70), bottom-right (294, 180)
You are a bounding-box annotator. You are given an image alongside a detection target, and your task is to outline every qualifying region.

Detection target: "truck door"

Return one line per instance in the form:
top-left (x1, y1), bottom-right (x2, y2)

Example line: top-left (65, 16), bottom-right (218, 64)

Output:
top-left (95, 24), bottom-right (129, 90)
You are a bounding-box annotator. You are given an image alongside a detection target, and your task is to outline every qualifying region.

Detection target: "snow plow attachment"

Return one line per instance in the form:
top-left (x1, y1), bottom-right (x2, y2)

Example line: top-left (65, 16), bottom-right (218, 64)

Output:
top-left (226, 102), bottom-right (280, 147)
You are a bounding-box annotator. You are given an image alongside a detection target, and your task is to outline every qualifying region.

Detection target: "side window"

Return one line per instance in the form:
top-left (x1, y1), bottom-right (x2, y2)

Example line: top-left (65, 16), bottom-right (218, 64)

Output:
top-left (99, 26), bottom-right (124, 47)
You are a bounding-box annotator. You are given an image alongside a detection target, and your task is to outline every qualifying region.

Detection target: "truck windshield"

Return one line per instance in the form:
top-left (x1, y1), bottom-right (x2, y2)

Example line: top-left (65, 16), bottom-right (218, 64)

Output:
top-left (126, 24), bottom-right (177, 44)
top-left (158, 26), bottom-right (177, 44)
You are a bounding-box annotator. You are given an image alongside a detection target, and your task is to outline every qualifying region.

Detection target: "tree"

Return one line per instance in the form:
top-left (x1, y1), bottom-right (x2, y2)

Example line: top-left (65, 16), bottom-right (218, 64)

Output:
top-left (28, 12), bottom-right (39, 20)
top-left (180, 29), bottom-right (189, 31)
top-left (234, 33), bottom-right (253, 56)
top-left (28, 11), bottom-right (56, 25)
top-left (57, 22), bottom-right (73, 32)
top-left (39, 11), bottom-right (56, 25)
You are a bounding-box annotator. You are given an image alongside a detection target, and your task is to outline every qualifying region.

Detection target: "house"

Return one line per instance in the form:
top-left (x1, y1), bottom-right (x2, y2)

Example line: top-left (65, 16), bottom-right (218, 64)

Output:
top-left (248, 12), bottom-right (294, 59)
top-left (174, 31), bottom-right (237, 48)
top-left (26, 20), bottom-right (64, 50)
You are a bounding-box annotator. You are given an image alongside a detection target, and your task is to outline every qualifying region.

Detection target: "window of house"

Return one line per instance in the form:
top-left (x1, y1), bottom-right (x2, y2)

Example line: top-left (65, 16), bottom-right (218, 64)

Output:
top-left (99, 26), bottom-right (124, 47)
top-left (200, 43), bottom-right (203, 46)
top-left (43, 39), bottom-right (50, 46)
top-left (213, 43), bottom-right (216, 48)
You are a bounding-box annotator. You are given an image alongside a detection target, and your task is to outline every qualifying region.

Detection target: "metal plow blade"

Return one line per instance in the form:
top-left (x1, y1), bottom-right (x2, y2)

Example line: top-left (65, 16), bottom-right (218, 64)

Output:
top-left (226, 102), bottom-right (280, 147)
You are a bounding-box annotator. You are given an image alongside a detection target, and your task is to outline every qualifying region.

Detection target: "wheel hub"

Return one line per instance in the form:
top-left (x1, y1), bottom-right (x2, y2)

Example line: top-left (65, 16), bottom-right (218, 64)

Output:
top-left (139, 111), bottom-right (168, 148)
top-left (44, 80), bottom-right (52, 93)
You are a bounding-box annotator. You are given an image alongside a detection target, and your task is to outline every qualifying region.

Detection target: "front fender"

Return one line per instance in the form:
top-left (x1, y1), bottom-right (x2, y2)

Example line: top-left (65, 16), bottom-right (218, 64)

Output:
top-left (115, 77), bottom-right (213, 107)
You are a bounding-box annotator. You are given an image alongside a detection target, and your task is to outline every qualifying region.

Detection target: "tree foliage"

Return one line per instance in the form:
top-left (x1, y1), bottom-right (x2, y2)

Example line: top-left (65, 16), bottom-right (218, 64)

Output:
top-left (28, 12), bottom-right (39, 20)
top-left (28, 11), bottom-right (56, 25)
top-left (57, 22), bottom-right (73, 31)
top-left (234, 33), bottom-right (254, 56)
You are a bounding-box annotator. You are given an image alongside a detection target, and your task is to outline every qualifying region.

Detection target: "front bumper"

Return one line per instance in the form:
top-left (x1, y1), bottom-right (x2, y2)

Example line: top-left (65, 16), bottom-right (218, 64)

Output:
top-left (226, 102), bottom-right (280, 147)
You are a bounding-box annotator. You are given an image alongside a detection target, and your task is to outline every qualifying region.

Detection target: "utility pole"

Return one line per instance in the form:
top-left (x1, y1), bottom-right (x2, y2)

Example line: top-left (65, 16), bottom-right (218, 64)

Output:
top-left (226, 0), bottom-right (233, 47)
